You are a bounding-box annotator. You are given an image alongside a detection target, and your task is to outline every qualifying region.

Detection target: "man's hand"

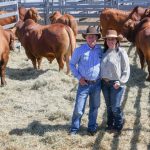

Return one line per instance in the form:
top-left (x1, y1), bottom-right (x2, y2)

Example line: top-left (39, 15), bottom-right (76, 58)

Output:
top-left (79, 77), bottom-right (88, 86)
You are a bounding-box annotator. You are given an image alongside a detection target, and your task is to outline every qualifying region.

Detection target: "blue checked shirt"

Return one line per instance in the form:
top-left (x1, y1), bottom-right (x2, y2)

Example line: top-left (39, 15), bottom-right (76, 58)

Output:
top-left (70, 44), bottom-right (103, 81)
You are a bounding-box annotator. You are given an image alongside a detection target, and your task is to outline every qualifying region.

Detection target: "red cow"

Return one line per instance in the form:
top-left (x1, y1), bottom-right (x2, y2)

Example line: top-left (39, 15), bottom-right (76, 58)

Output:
top-left (0, 26), bottom-right (15, 86)
top-left (23, 7), bottom-right (42, 22)
top-left (123, 17), bottom-right (150, 81)
top-left (128, 6), bottom-right (150, 21)
top-left (15, 19), bottom-right (76, 74)
top-left (49, 11), bottom-right (78, 37)
top-left (0, 11), bottom-right (16, 26)
top-left (99, 8), bottom-right (131, 37)
top-left (0, 7), bottom-right (42, 27)
top-left (100, 6), bottom-right (150, 37)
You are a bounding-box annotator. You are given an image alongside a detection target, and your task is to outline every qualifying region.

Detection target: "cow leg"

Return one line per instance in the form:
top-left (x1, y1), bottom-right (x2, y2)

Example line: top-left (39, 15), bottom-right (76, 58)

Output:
top-left (146, 60), bottom-right (150, 81)
top-left (37, 57), bottom-right (42, 69)
top-left (137, 49), bottom-right (145, 69)
top-left (0, 64), bottom-right (7, 86)
top-left (29, 56), bottom-right (37, 69)
top-left (25, 50), bottom-right (37, 69)
top-left (65, 54), bottom-right (70, 75)
top-left (56, 55), bottom-right (65, 72)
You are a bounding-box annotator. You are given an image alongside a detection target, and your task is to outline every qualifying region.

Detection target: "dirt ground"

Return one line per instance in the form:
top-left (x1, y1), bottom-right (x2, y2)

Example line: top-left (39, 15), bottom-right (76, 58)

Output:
top-left (0, 40), bottom-right (149, 150)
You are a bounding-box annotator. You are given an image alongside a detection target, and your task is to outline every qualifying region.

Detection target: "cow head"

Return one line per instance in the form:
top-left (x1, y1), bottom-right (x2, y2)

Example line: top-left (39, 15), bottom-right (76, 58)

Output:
top-left (24, 7), bottom-right (42, 22)
top-left (129, 6), bottom-right (147, 21)
top-left (122, 19), bottom-right (138, 43)
top-left (49, 11), bottom-right (62, 23)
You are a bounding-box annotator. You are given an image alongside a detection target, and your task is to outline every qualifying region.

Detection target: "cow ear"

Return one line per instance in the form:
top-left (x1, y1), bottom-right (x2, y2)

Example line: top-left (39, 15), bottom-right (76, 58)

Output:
top-left (28, 9), bottom-right (33, 18)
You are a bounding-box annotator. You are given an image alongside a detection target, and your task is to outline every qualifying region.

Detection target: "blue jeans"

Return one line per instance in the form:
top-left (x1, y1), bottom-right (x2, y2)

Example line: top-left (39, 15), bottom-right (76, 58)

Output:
top-left (101, 79), bottom-right (125, 130)
top-left (70, 79), bottom-right (101, 133)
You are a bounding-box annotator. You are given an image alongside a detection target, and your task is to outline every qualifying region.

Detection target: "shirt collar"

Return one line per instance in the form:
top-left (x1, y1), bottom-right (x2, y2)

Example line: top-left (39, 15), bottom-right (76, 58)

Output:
top-left (86, 43), bottom-right (97, 50)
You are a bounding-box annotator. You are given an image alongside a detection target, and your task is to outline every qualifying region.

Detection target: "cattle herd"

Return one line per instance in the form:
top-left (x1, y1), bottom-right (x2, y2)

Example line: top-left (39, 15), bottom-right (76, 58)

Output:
top-left (0, 6), bottom-right (150, 86)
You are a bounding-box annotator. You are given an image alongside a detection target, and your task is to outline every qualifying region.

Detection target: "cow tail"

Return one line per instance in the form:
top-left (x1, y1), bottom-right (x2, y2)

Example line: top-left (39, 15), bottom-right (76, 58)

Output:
top-left (65, 25), bottom-right (76, 57)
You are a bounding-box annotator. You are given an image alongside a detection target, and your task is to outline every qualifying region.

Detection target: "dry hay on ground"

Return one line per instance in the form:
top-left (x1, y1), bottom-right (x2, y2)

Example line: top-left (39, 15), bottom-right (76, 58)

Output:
top-left (0, 42), bottom-right (150, 150)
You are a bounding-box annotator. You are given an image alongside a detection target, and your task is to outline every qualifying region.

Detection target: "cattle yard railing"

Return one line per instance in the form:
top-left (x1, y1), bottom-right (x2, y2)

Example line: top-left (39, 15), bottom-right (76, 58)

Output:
top-left (0, 0), bottom-right (150, 32)
top-left (0, 0), bottom-right (19, 29)
top-left (18, 0), bottom-right (150, 34)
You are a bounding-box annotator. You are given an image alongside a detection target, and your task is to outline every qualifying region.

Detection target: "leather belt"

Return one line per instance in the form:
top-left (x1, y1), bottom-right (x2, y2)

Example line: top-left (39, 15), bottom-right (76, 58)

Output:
top-left (102, 78), bottom-right (110, 82)
top-left (85, 79), bottom-right (100, 84)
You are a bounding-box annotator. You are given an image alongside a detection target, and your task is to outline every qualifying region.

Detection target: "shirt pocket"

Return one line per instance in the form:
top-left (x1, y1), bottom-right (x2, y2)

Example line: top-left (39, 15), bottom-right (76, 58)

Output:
top-left (82, 53), bottom-right (89, 62)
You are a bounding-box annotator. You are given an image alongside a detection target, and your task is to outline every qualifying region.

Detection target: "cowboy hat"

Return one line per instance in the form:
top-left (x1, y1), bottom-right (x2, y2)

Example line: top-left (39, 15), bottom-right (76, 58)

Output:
top-left (82, 26), bottom-right (101, 39)
top-left (102, 29), bottom-right (123, 41)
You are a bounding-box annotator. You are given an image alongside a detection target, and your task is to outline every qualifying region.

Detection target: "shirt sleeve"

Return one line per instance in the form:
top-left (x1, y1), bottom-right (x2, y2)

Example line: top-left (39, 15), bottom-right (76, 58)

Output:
top-left (69, 48), bottom-right (82, 80)
top-left (119, 49), bottom-right (130, 84)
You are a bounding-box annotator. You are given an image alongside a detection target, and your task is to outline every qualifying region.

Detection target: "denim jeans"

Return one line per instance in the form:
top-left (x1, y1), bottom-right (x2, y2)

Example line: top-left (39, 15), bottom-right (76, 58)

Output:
top-left (101, 79), bottom-right (125, 131)
top-left (70, 79), bottom-right (101, 133)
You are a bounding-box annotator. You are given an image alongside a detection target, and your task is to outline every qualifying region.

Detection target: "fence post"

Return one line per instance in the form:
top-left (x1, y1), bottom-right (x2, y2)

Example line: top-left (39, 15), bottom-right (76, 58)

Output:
top-left (44, 0), bottom-right (49, 25)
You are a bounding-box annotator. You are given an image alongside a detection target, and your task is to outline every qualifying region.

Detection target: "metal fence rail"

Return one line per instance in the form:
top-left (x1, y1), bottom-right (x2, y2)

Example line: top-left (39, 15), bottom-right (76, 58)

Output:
top-left (0, 0), bottom-right (19, 29)
top-left (0, 0), bottom-right (150, 31)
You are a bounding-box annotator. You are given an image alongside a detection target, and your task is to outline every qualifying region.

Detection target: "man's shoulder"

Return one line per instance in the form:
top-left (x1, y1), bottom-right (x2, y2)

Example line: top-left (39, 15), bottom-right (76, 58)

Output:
top-left (75, 44), bottom-right (86, 51)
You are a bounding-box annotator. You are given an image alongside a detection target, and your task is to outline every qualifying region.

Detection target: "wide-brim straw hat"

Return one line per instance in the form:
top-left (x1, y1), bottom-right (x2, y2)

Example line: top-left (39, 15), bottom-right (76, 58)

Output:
top-left (102, 29), bottom-right (123, 41)
top-left (82, 26), bottom-right (101, 39)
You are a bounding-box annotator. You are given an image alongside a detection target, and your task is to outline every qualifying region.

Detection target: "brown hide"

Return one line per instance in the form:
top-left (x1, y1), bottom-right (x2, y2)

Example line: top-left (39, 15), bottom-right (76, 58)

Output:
top-left (128, 6), bottom-right (150, 21)
top-left (100, 8), bottom-right (131, 37)
top-left (0, 26), bottom-right (15, 86)
top-left (100, 6), bottom-right (149, 38)
top-left (49, 11), bottom-right (62, 23)
top-left (134, 18), bottom-right (150, 81)
top-left (18, 6), bottom-right (27, 21)
top-left (123, 17), bottom-right (150, 81)
top-left (23, 7), bottom-right (42, 22)
top-left (49, 11), bottom-right (78, 37)
top-left (0, 7), bottom-right (41, 28)
top-left (122, 7), bottom-right (150, 42)
top-left (15, 19), bottom-right (76, 74)
top-left (0, 11), bottom-right (16, 26)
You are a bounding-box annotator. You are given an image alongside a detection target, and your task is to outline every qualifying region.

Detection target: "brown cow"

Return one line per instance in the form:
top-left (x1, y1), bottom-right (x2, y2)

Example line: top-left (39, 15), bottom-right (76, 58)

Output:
top-left (49, 11), bottom-right (78, 37)
top-left (99, 6), bottom-right (150, 37)
top-left (0, 7), bottom-right (42, 27)
top-left (0, 26), bottom-right (15, 86)
top-left (123, 17), bottom-right (150, 81)
top-left (0, 11), bottom-right (16, 26)
top-left (100, 8), bottom-right (131, 37)
top-left (23, 7), bottom-right (42, 22)
top-left (128, 6), bottom-right (150, 21)
top-left (15, 19), bottom-right (76, 74)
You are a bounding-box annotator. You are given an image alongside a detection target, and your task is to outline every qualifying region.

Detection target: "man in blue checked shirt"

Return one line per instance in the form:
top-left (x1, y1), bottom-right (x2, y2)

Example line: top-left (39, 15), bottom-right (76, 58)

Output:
top-left (69, 26), bottom-right (103, 136)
